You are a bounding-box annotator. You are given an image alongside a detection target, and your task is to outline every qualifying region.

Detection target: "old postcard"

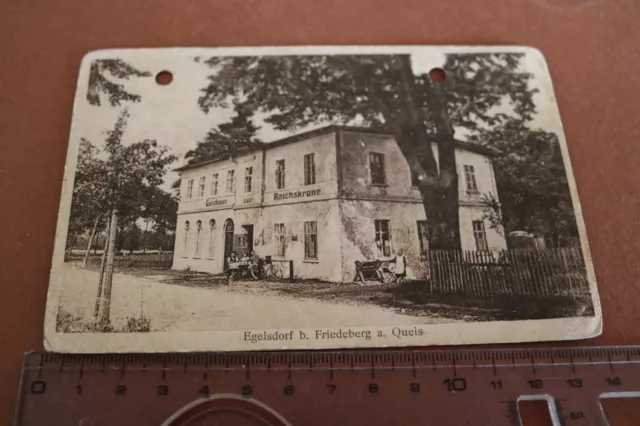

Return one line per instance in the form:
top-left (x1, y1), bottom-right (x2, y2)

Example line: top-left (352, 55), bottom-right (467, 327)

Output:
top-left (44, 46), bottom-right (601, 352)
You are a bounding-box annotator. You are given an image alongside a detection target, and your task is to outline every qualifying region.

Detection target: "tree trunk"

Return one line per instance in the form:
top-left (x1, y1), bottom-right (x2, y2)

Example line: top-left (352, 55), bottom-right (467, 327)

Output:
top-left (92, 232), bottom-right (99, 255)
top-left (82, 215), bottom-right (101, 268)
top-left (142, 219), bottom-right (149, 254)
top-left (425, 79), bottom-right (461, 250)
top-left (387, 55), bottom-right (461, 250)
top-left (116, 223), bottom-right (124, 254)
top-left (94, 216), bottom-right (111, 318)
top-left (97, 209), bottom-right (118, 326)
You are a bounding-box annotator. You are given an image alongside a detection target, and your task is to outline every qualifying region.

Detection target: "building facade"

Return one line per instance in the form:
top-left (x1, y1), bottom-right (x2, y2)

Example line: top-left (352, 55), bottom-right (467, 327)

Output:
top-left (172, 126), bottom-right (507, 282)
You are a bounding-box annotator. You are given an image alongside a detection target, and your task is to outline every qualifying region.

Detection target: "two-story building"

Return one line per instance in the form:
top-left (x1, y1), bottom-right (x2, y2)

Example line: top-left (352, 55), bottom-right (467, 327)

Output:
top-left (172, 126), bottom-right (507, 282)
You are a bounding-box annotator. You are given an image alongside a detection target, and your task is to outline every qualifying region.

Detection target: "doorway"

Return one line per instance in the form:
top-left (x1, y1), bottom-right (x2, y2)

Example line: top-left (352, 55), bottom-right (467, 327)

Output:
top-left (243, 225), bottom-right (254, 256)
top-left (223, 219), bottom-right (234, 270)
top-left (235, 224), bottom-right (254, 258)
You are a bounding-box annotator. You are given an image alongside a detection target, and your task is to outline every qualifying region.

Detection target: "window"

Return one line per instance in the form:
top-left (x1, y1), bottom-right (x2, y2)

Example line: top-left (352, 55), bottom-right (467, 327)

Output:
top-left (235, 234), bottom-right (248, 258)
top-left (210, 173), bottom-right (219, 196)
top-left (417, 220), bottom-right (429, 254)
top-left (226, 170), bottom-right (236, 194)
top-left (464, 165), bottom-right (479, 193)
top-left (198, 177), bottom-right (206, 198)
top-left (304, 153), bottom-right (316, 185)
top-left (244, 166), bottom-right (253, 193)
top-left (374, 219), bottom-right (392, 257)
top-left (208, 219), bottom-right (216, 258)
top-left (183, 221), bottom-right (190, 254)
top-left (274, 223), bottom-right (286, 257)
top-left (472, 220), bottom-right (488, 251)
top-left (195, 220), bottom-right (202, 256)
top-left (304, 221), bottom-right (318, 260)
top-left (275, 159), bottom-right (285, 189)
top-left (369, 152), bottom-right (386, 185)
top-left (186, 179), bottom-right (194, 200)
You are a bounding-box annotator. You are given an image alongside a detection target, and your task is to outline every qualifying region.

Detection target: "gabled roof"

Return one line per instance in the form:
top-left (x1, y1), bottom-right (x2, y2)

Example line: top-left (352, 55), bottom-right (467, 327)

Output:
top-left (174, 125), bottom-right (501, 172)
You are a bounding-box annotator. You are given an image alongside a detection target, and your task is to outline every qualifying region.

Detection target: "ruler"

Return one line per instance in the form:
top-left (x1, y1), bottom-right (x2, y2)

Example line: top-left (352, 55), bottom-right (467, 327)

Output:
top-left (14, 346), bottom-right (640, 425)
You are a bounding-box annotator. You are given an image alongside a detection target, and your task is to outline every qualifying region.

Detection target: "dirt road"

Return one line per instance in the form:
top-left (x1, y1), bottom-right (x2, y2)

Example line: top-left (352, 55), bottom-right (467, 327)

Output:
top-left (58, 264), bottom-right (451, 332)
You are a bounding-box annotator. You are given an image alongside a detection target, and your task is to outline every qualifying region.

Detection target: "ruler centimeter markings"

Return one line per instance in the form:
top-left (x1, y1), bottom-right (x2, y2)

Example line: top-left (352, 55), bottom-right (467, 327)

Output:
top-left (14, 346), bottom-right (640, 426)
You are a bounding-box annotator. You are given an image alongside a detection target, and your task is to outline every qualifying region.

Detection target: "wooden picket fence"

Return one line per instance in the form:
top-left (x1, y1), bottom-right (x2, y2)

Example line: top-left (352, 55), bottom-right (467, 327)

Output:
top-left (426, 248), bottom-right (590, 298)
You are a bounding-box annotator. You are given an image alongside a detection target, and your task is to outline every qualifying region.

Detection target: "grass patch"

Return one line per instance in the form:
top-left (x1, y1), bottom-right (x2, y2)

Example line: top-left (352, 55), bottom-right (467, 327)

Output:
top-left (215, 279), bottom-right (595, 322)
top-left (56, 309), bottom-right (153, 333)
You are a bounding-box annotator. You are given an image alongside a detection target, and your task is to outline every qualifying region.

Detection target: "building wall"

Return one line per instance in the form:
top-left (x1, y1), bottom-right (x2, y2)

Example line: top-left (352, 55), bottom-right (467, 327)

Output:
top-left (459, 206), bottom-right (508, 252)
top-left (253, 199), bottom-right (343, 282)
top-left (173, 208), bottom-right (262, 274)
top-left (173, 200), bottom-right (344, 282)
top-left (263, 132), bottom-right (338, 207)
top-left (173, 127), bottom-right (507, 281)
top-left (338, 199), bottom-right (429, 282)
top-left (338, 129), bottom-right (506, 253)
top-left (338, 130), bottom-right (422, 201)
top-left (455, 148), bottom-right (500, 205)
top-left (455, 148), bottom-right (506, 251)
top-left (178, 151), bottom-right (264, 215)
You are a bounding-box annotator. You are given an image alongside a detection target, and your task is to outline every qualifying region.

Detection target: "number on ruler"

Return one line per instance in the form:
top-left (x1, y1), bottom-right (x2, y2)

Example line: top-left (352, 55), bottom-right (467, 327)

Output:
top-left (443, 378), bottom-right (466, 392)
top-left (570, 411), bottom-right (585, 420)
top-left (527, 380), bottom-right (543, 389)
top-left (567, 378), bottom-right (583, 388)
top-left (606, 377), bottom-right (621, 386)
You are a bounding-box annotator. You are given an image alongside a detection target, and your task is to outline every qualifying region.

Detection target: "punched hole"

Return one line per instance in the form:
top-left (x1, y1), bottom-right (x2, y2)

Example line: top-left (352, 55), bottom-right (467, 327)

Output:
top-left (155, 71), bottom-right (173, 85)
top-left (518, 399), bottom-right (554, 426)
top-left (429, 68), bottom-right (446, 83)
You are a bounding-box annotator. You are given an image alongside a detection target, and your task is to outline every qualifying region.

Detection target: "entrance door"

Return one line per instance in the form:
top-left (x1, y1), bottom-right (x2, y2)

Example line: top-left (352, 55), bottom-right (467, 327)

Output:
top-left (223, 219), bottom-right (234, 270)
top-left (235, 225), bottom-right (254, 258)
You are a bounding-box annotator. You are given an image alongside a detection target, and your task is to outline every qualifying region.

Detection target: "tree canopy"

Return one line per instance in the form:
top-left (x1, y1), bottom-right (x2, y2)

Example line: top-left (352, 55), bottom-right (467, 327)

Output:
top-left (68, 110), bottom-right (177, 249)
top-left (185, 102), bottom-right (263, 165)
top-left (472, 119), bottom-right (579, 247)
top-left (197, 53), bottom-right (538, 249)
top-left (87, 59), bottom-right (151, 107)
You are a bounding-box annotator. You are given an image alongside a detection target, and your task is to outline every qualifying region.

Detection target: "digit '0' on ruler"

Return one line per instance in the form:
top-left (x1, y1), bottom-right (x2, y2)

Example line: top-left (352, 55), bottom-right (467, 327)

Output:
top-left (14, 346), bottom-right (640, 425)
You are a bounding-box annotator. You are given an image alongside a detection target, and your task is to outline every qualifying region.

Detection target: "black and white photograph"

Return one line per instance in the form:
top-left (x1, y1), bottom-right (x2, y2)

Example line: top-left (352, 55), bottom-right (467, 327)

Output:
top-left (44, 46), bottom-right (601, 352)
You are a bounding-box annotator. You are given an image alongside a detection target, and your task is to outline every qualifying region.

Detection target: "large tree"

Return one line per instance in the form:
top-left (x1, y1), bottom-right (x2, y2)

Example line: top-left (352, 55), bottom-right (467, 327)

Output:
top-left (473, 119), bottom-right (579, 247)
top-left (171, 102), bottom-right (264, 195)
top-left (197, 53), bottom-right (537, 249)
top-left (67, 111), bottom-right (177, 252)
top-left (185, 101), bottom-right (263, 165)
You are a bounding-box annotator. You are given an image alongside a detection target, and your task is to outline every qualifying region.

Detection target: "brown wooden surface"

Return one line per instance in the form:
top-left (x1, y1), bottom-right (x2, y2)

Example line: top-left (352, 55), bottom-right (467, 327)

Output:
top-left (0, 0), bottom-right (639, 423)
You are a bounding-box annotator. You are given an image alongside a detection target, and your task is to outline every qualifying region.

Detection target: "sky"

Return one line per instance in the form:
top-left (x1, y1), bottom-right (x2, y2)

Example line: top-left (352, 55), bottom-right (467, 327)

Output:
top-left (72, 47), bottom-right (562, 193)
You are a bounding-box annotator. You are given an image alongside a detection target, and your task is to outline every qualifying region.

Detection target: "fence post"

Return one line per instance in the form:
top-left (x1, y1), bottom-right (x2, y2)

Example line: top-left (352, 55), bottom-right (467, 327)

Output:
top-left (289, 260), bottom-right (294, 283)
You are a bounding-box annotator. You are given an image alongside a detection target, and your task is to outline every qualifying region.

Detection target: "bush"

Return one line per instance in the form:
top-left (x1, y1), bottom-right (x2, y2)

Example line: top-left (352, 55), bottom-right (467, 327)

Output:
top-left (123, 316), bottom-right (151, 332)
top-left (56, 309), bottom-right (150, 333)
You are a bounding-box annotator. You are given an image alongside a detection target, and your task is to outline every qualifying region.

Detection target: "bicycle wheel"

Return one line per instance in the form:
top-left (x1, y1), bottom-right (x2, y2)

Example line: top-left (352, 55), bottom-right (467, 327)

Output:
top-left (250, 264), bottom-right (261, 280)
top-left (269, 264), bottom-right (283, 280)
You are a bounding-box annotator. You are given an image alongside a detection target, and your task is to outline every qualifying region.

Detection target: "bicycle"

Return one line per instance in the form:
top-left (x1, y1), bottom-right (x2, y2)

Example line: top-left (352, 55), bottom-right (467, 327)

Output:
top-left (250, 256), bottom-right (283, 280)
